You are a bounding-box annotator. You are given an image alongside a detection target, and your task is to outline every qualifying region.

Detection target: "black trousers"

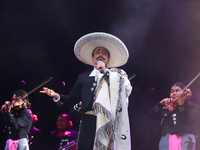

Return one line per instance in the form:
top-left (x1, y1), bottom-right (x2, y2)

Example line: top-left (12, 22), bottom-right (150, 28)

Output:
top-left (77, 114), bottom-right (96, 150)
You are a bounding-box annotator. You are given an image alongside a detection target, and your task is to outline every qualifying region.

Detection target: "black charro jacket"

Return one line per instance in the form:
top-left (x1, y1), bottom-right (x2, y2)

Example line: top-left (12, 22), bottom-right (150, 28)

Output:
top-left (149, 101), bottom-right (200, 136)
top-left (59, 70), bottom-right (96, 112)
top-left (5, 109), bottom-right (32, 140)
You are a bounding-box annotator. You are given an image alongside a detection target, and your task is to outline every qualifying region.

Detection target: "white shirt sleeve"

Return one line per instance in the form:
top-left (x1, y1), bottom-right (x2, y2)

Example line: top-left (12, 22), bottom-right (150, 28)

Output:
top-left (53, 94), bottom-right (60, 102)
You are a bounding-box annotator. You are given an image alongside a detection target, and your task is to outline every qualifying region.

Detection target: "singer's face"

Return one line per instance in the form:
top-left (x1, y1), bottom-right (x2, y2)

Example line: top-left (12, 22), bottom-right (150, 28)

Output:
top-left (92, 47), bottom-right (110, 66)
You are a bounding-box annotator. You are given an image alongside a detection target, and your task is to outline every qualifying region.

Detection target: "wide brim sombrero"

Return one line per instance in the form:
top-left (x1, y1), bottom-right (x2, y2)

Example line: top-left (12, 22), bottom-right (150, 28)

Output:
top-left (74, 32), bottom-right (129, 68)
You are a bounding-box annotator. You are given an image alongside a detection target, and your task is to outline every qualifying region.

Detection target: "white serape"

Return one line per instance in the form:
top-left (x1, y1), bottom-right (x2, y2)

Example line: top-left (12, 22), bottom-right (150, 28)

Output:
top-left (93, 68), bottom-right (131, 150)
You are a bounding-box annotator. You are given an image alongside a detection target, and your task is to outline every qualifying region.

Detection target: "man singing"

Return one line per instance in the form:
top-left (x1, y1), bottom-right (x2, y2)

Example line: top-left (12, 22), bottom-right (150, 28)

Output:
top-left (40, 32), bottom-right (132, 150)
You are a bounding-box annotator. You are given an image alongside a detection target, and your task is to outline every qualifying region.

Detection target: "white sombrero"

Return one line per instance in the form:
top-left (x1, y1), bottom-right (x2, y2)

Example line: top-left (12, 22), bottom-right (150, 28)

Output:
top-left (74, 32), bottom-right (129, 68)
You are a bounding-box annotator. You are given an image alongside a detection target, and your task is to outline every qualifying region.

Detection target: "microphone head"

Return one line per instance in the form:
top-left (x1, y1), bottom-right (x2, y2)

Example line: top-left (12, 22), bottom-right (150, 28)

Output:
top-left (96, 60), bottom-right (101, 64)
top-left (96, 60), bottom-right (103, 73)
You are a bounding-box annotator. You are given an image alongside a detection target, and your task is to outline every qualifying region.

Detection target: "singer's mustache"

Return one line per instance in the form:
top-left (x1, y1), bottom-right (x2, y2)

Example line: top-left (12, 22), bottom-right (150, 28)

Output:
top-left (96, 57), bottom-right (105, 61)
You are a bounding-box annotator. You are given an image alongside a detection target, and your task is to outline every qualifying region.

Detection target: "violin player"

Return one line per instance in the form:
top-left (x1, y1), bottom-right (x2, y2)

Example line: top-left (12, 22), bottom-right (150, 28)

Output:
top-left (1, 89), bottom-right (32, 150)
top-left (149, 82), bottom-right (200, 150)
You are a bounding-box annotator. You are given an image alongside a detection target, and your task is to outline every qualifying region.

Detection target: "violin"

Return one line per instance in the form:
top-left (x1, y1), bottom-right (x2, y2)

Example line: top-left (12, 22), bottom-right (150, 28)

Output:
top-left (0, 100), bottom-right (25, 117)
top-left (171, 98), bottom-right (178, 108)
top-left (165, 88), bottom-right (192, 111)
top-left (1, 101), bottom-right (21, 115)
top-left (11, 99), bottom-right (25, 111)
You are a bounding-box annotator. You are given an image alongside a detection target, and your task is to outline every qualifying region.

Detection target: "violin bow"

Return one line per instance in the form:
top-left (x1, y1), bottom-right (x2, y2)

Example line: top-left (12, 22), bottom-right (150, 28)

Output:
top-left (169, 72), bottom-right (200, 104)
top-left (182, 72), bottom-right (200, 92)
top-left (21, 77), bottom-right (53, 100)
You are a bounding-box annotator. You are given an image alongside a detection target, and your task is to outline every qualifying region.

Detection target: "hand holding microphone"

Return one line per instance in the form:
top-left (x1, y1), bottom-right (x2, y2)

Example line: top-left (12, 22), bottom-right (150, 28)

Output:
top-left (96, 60), bottom-right (106, 74)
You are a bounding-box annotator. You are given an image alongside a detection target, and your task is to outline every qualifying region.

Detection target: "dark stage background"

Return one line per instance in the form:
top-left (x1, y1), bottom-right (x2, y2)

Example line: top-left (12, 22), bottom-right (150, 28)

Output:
top-left (1, 0), bottom-right (200, 149)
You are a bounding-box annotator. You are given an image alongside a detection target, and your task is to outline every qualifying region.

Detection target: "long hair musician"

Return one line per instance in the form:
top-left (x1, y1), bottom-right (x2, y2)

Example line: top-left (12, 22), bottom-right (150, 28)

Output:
top-left (149, 82), bottom-right (200, 150)
top-left (1, 89), bottom-right (32, 150)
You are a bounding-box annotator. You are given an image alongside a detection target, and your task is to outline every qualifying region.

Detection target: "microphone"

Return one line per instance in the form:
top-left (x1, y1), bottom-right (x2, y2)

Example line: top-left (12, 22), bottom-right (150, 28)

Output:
top-left (96, 60), bottom-right (104, 73)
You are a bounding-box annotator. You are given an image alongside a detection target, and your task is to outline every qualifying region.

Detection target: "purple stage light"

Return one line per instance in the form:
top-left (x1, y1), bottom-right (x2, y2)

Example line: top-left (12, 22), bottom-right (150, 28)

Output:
top-left (62, 81), bottom-right (66, 86)
top-left (151, 87), bottom-right (155, 94)
top-left (21, 80), bottom-right (26, 85)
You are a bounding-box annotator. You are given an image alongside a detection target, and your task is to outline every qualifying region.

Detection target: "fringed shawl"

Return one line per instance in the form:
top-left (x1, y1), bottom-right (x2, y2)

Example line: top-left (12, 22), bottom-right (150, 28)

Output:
top-left (93, 68), bottom-right (131, 150)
